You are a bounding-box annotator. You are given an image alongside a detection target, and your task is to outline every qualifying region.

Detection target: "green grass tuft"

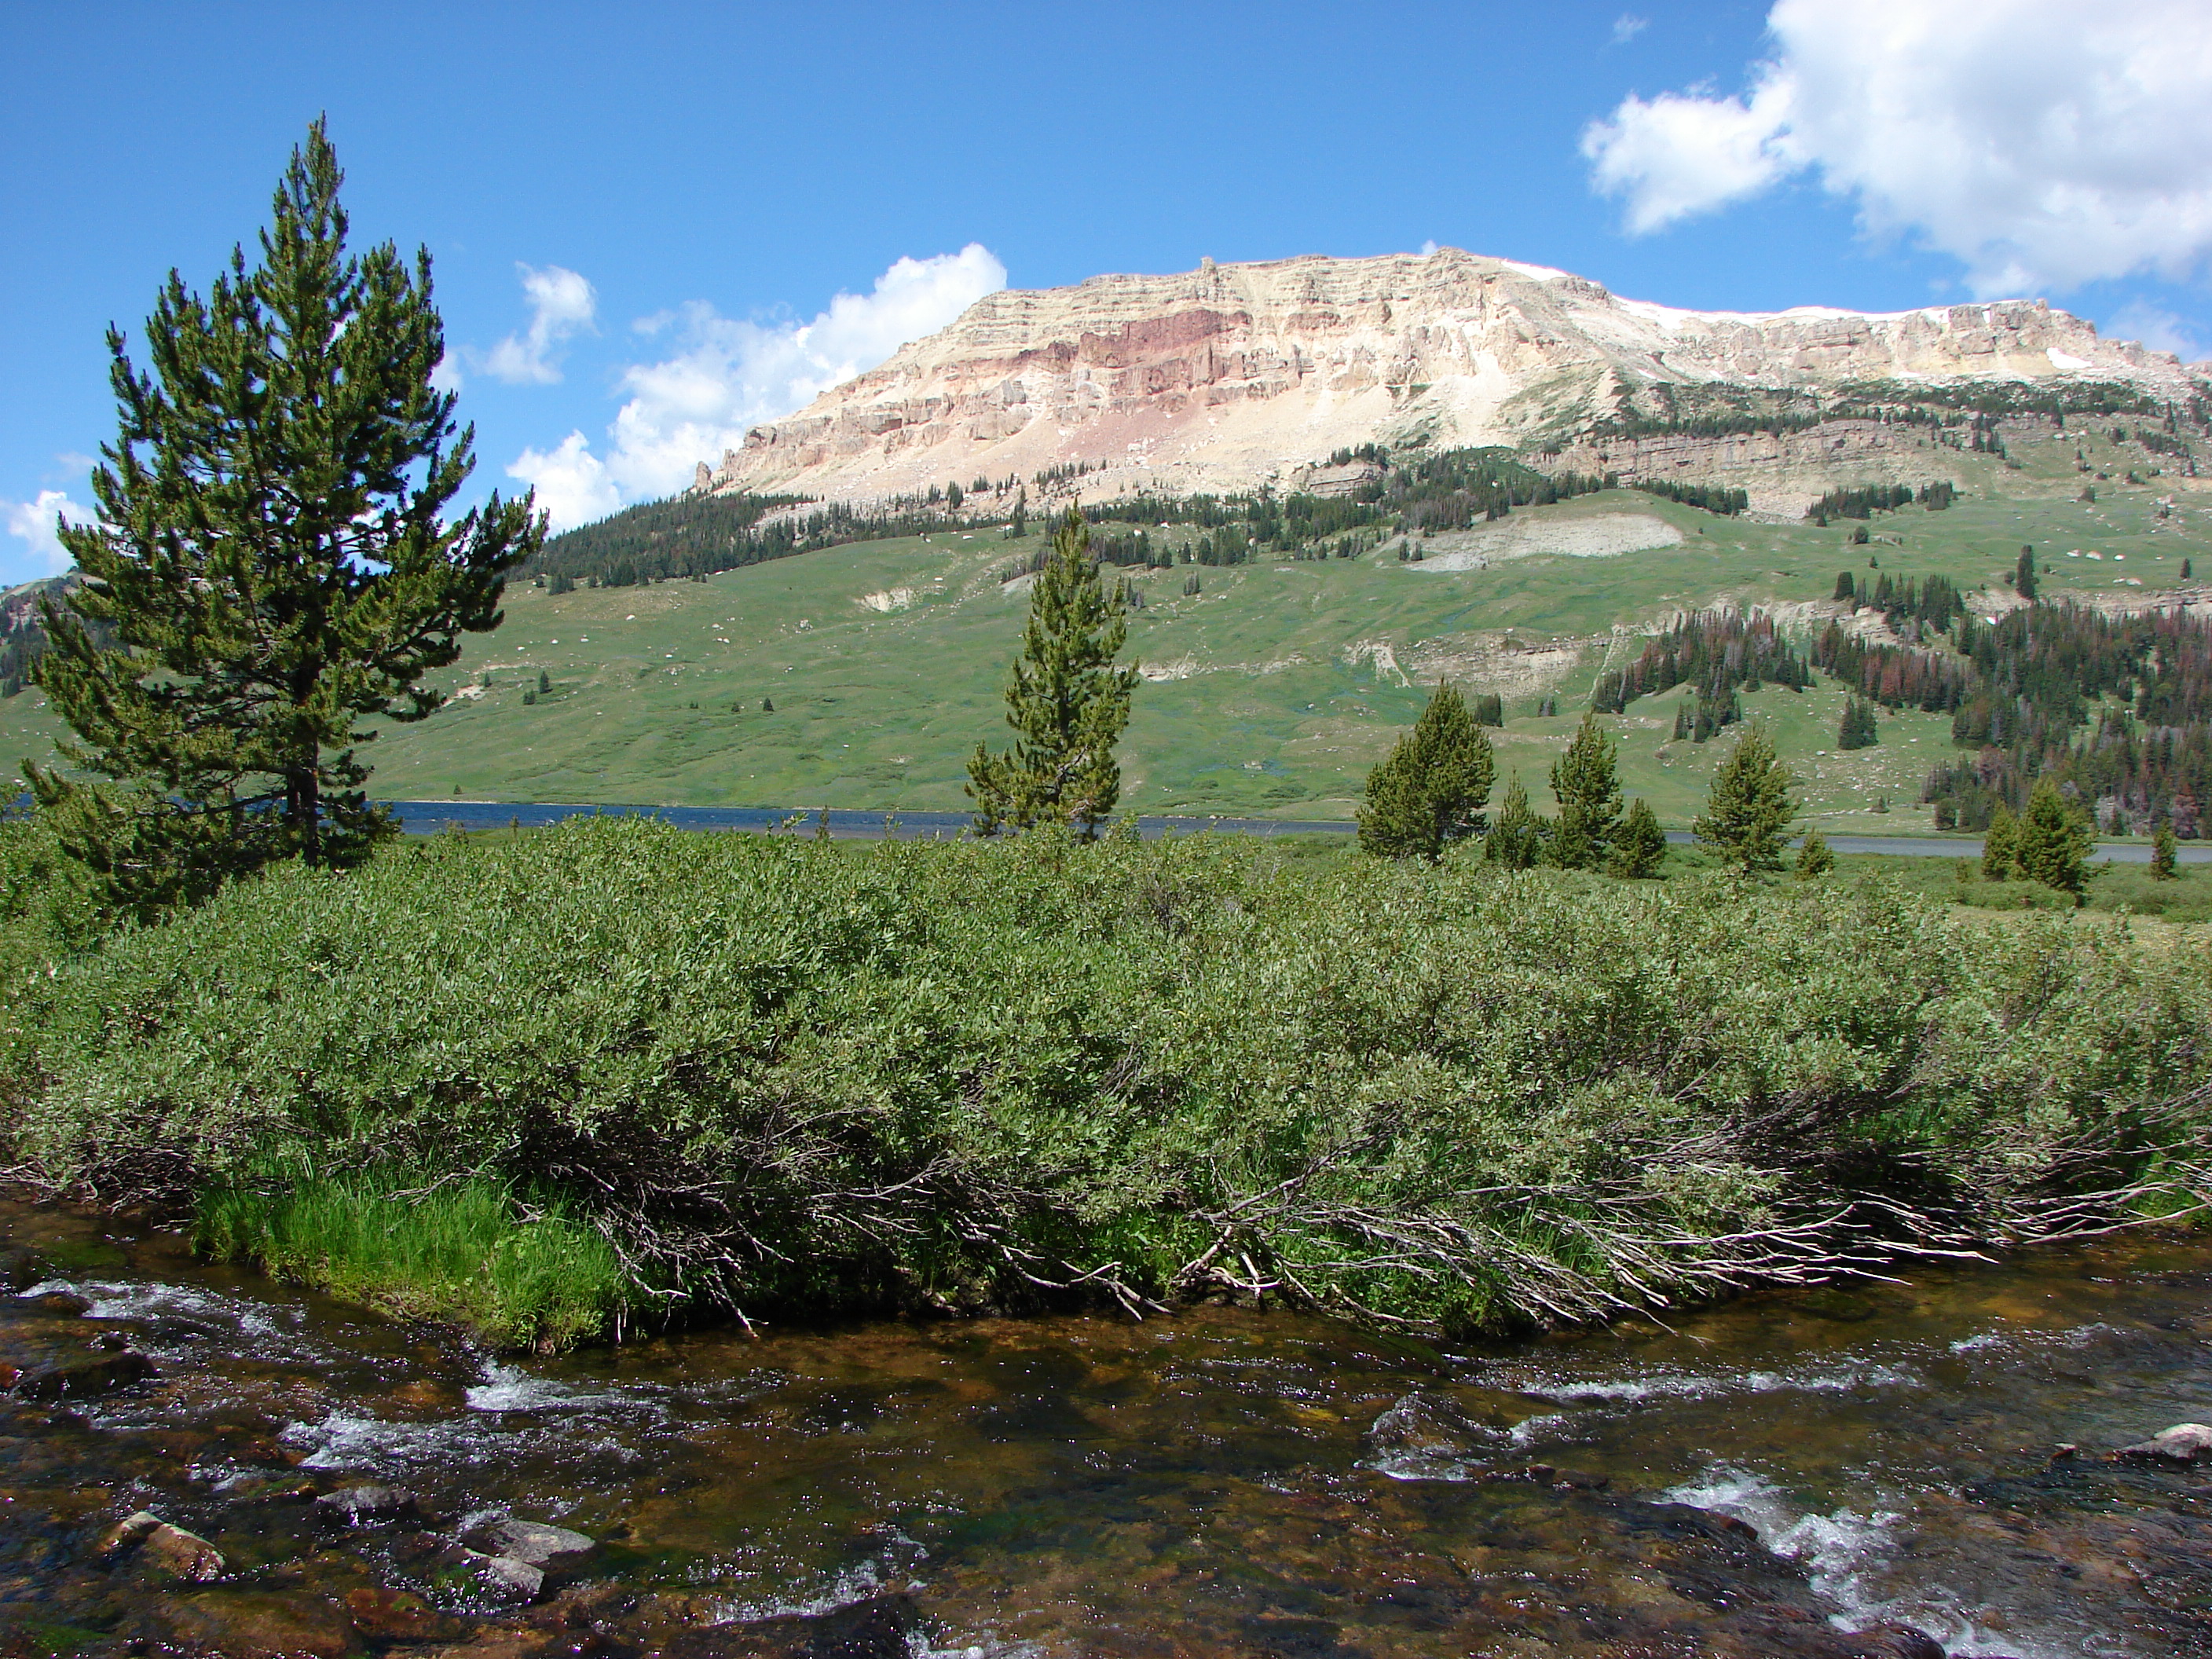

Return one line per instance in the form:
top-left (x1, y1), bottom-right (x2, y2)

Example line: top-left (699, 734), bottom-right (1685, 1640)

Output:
top-left (194, 1166), bottom-right (638, 1350)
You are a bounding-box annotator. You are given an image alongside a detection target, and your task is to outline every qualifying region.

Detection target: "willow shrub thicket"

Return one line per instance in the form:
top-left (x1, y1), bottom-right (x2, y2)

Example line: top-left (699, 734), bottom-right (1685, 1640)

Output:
top-left (4, 816), bottom-right (2210, 1350)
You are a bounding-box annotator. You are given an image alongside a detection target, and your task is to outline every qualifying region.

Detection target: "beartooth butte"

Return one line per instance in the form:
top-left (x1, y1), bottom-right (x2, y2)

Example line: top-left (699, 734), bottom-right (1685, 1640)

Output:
top-left (700, 247), bottom-right (2206, 510)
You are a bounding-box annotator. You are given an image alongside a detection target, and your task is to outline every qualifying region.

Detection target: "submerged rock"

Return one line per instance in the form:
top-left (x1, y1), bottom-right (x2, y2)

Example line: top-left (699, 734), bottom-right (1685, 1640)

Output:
top-left (340, 1586), bottom-right (472, 1644)
top-left (1368, 1393), bottom-right (1489, 1478)
top-left (471, 1515), bottom-right (595, 1564)
top-left (156, 1589), bottom-right (362, 1659)
top-left (2115, 1422), bottom-right (2212, 1463)
top-left (467, 1547), bottom-right (544, 1600)
top-left (313, 1483), bottom-right (421, 1525)
top-left (96, 1510), bottom-right (225, 1581)
top-left (11, 1350), bottom-right (155, 1400)
top-left (0, 1247), bottom-right (47, 1292)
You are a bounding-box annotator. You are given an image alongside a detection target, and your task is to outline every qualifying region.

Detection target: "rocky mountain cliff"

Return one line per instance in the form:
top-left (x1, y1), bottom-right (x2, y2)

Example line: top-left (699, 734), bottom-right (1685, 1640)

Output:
top-left (702, 249), bottom-right (2202, 510)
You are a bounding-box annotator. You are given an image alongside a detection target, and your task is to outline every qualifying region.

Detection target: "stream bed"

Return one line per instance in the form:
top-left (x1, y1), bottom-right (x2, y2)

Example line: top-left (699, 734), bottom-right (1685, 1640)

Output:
top-left (5, 1197), bottom-right (2212, 1658)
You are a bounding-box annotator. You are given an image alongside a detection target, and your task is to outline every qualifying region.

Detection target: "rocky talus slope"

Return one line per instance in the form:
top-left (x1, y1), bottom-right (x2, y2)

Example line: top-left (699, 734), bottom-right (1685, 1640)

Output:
top-left (705, 248), bottom-right (2201, 507)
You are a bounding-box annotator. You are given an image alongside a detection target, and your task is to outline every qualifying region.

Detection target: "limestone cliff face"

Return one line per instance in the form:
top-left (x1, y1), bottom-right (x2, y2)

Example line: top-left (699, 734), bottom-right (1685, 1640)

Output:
top-left (706, 248), bottom-right (2198, 505)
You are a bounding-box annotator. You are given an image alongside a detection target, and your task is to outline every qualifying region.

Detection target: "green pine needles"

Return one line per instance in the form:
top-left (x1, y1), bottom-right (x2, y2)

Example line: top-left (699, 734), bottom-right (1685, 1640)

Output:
top-left (1357, 683), bottom-right (1495, 861)
top-left (2016, 781), bottom-right (2094, 899)
top-left (1694, 723), bottom-right (1797, 872)
top-left (1983, 805), bottom-right (2020, 880)
top-left (1483, 772), bottom-right (1544, 870)
top-left (1547, 713), bottom-right (1622, 870)
top-left (1794, 826), bottom-right (1836, 879)
top-left (1613, 797), bottom-right (1668, 878)
top-left (967, 507), bottom-right (1139, 837)
top-left (2152, 821), bottom-right (2180, 881)
top-left (27, 122), bottom-right (540, 919)
top-left (1837, 697), bottom-right (1879, 750)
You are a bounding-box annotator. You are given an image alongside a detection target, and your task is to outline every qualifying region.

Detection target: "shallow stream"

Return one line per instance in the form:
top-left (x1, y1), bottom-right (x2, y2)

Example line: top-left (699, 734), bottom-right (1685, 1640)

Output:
top-left (7, 1199), bottom-right (2212, 1658)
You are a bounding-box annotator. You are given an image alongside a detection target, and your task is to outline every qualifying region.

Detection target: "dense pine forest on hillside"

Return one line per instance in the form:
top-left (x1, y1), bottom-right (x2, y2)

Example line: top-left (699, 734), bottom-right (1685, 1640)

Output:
top-left (1584, 375), bottom-right (2210, 456)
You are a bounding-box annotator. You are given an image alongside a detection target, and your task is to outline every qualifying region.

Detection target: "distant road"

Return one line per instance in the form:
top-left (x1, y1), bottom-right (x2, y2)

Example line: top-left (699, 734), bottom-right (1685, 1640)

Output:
top-left (383, 801), bottom-right (2212, 863)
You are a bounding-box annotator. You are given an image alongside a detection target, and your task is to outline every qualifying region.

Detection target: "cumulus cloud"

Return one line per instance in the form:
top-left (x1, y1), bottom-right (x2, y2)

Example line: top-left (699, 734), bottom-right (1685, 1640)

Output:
top-left (2, 489), bottom-right (92, 583)
top-left (508, 244), bottom-right (1005, 530)
top-left (507, 433), bottom-right (621, 532)
top-left (1581, 0), bottom-right (2212, 295)
top-left (473, 264), bottom-right (597, 386)
top-left (1584, 72), bottom-right (1799, 233)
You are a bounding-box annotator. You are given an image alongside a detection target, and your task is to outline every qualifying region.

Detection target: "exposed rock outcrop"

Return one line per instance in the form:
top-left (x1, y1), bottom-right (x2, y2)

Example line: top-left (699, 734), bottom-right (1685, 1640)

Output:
top-left (707, 248), bottom-right (2201, 507)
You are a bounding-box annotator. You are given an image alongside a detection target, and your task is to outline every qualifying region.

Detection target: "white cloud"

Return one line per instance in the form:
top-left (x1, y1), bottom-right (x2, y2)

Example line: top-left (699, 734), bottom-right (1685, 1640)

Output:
top-left (507, 432), bottom-right (620, 533)
top-left (1610, 13), bottom-right (1649, 46)
top-left (508, 244), bottom-right (1005, 530)
top-left (2107, 302), bottom-right (2207, 364)
top-left (1583, 71), bottom-right (1800, 234)
top-left (2, 489), bottom-right (91, 582)
top-left (1581, 0), bottom-right (2212, 294)
top-left (474, 264), bottom-right (597, 386)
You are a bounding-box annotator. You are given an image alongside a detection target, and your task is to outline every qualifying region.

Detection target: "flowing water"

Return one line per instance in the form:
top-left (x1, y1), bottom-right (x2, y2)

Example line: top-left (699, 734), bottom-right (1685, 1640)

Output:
top-left (7, 1198), bottom-right (2212, 1659)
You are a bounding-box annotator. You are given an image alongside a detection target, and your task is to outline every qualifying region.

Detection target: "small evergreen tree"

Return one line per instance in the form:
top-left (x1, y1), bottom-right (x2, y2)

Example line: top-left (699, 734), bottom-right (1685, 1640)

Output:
top-left (762, 696), bottom-right (774, 712)
top-left (1981, 804), bottom-right (2018, 880)
top-left (2015, 546), bottom-right (2038, 599)
top-left (1357, 683), bottom-right (1496, 861)
top-left (2016, 780), bottom-right (2093, 898)
top-left (1693, 723), bottom-right (1796, 872)
top-left (2151, 820), bottom-right (2179, 880)
top-left (947, 481), bottom-right (964, 511)
top-left (1612, 797), bottom-right (1667, 877)
top-left (1793, 826), bottom-right (1835, 879)
top-left (2184, 558), bottom-right (2194, 580)
top-left (537, 669), bottom-right (551, 694)
top-left (1009, 489), bottom-right (1028, 539)
top-left (1483, 771), bottom-right (1544, 870)
top-left (1837, 698), bottom-right (1878, 750)
top-left (966, 507), bottom-right (1138, 838)
top-left (1547, 713), bottom-right (1622, 870)
top-left (28, 123), bottom-right (539, 919)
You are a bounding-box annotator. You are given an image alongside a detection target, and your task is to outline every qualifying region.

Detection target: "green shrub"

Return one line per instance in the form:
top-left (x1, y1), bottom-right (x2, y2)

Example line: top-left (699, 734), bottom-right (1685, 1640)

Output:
top-left (4, 820), bottom-right (2209, 1347)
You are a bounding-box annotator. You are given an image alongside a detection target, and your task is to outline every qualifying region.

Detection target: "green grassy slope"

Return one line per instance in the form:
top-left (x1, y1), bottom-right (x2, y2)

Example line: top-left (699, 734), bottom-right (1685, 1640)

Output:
top-left (2, 422), bottom-right (2204, 827)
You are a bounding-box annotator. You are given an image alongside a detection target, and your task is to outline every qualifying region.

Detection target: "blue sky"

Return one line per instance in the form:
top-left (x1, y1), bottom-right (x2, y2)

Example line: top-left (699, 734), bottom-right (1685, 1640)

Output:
top-left (5, 0), bottom-right (2209, 583)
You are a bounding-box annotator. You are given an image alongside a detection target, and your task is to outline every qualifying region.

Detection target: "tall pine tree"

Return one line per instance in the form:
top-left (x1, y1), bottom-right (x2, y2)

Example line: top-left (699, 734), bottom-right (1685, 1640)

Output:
top-left (1547, 713), bottom-right (1622, 870)
top-left (2151, 819), bottom-right (2180, 881)
top-left (966, 507), bottom-right (1137, 837)
top-left (1358, 683), bottom-right (1496, 861)
top-left (1837, 698), bottom-right (1878, 750)
top-left (1981, 805), bottom-right (2019, 880)
top-left (1693, 723), bottom-right (1796, 872)
top-left (29, 123), bottom-right (539, 918)
top-left (2016, 780), bottom-right (2093, 899)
